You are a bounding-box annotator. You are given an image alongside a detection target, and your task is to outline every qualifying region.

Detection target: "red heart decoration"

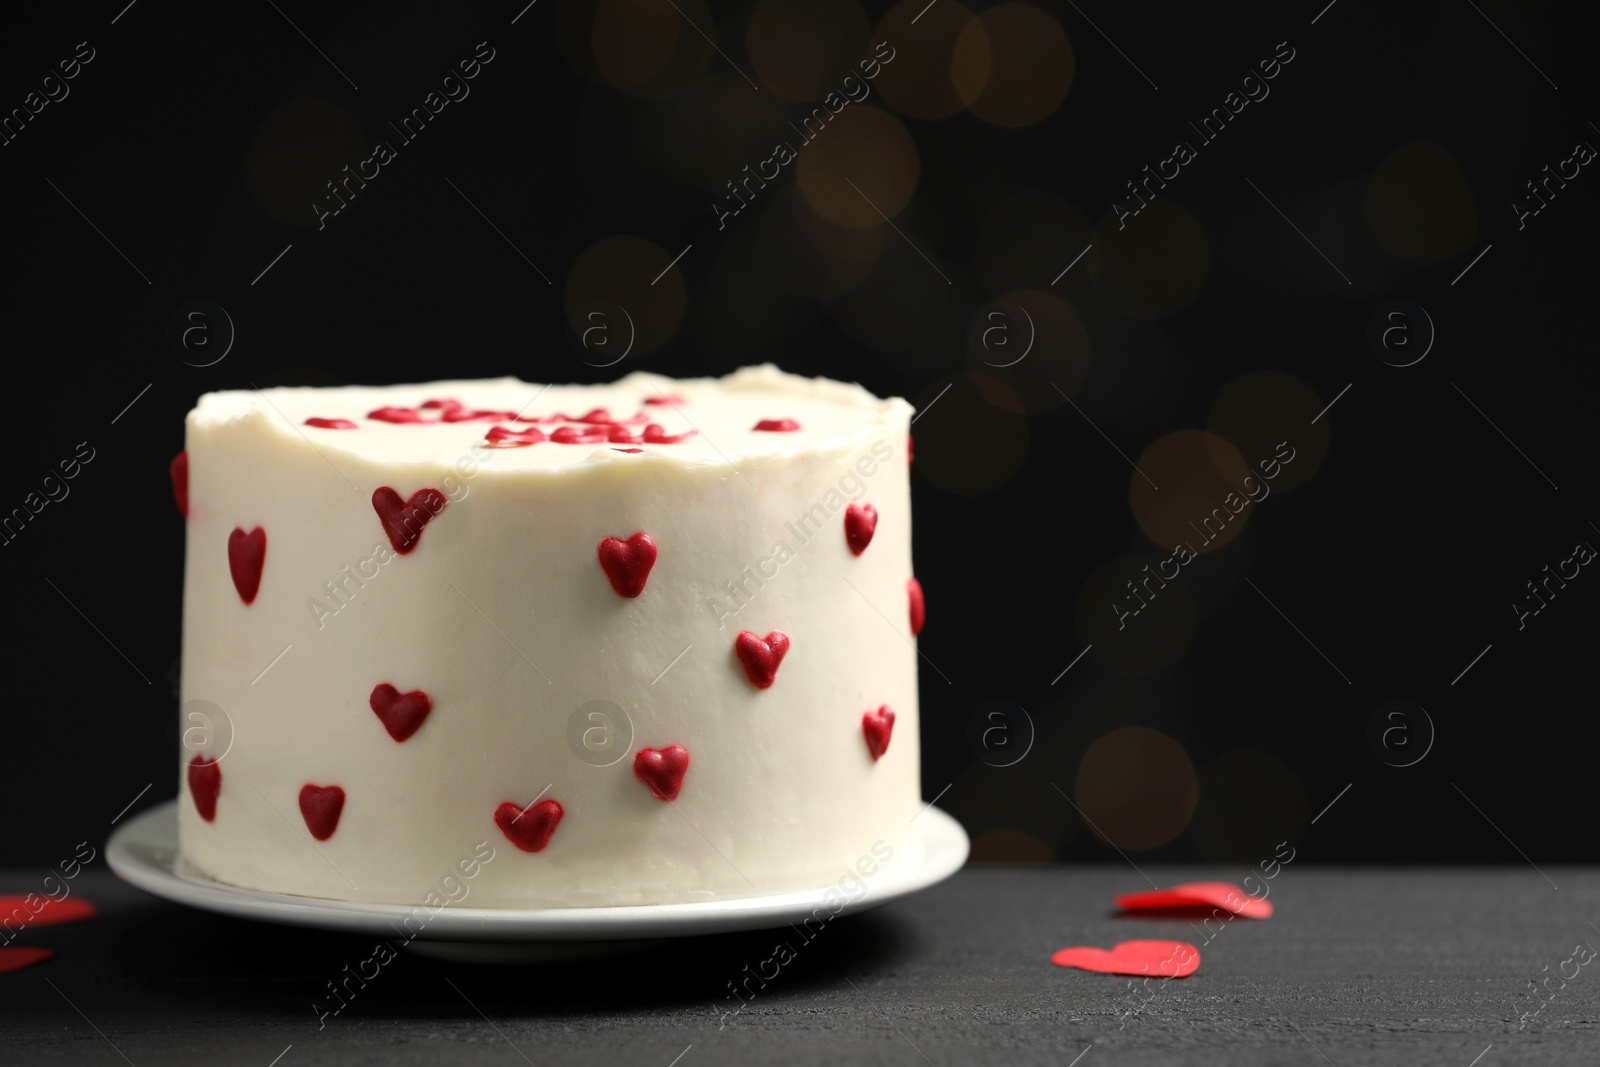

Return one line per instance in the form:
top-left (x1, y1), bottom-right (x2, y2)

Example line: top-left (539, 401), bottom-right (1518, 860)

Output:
top-left (0, 947), bottom-right (53, 974)
top-left (862, 706), bottom-right (895, 761)
top-left (369, 683), bottom-right (433, 742)
top-left (753, 418), bottom-right (800, 432)
top-left (1115, 881), bottom-right (1273, 920)
top-left (597, 532), bottom-right (657, 598)
top-left (368, 406), bottom-right (424, 423)
top-left (1051, 940), bottom-right (1201, 978)
top-left (298, 784), bottom-right (346, 841)
top-left (735, 630), bottom-right (789, 688)
top-left (494, 799), bottom-right (563, 852)
top-left (305, 417), bottom-right (358, 429)
top-left (844, 503), bottom-right (878, 555)
top-left (485, 425), bottom-right (547, 448)
top-left (169, 451), bottom-right (188, 517)
top-left (227, 526), bottom-right (266, 605)
top-left (188, 755), bottom-right (221, 822)
top-left (372, 486), bottom-right (447, 554)
top-left (0, 894), bottom-right (96, 928)
top-left (907, 434), bottom-right (914, 466)
top-left (633, 745), bottom-right (689, 801)
top-left (907, 576), bottom-right (925, 636)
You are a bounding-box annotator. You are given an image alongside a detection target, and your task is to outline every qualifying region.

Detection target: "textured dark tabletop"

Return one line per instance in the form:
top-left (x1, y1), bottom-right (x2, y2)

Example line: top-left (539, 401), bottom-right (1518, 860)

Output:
top-left (3, 865), bottom-right (1596, 1066)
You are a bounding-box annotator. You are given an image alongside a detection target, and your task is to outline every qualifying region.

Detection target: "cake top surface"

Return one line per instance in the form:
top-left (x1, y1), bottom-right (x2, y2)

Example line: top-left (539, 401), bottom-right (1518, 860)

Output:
top-left (189, 364), bottom-right (910, 469)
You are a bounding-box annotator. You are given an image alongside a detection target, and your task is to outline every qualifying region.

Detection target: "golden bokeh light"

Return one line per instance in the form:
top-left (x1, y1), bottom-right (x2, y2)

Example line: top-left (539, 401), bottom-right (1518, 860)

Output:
top-left (1188, 750), bottom-right (1309, 864)
top-left (590, 0), bottom-right (713, 96)
top-left (974, 190), bottom-right (1094, 300)
top-left (1075, 726), bottom-right (1199, 851)
top-left (909, 374), bottom-right (1030, 496)
top-left (873, 0), bottom-right (979, 120)
top-left (1091, 198), bottom-right (1210, 318)
top-left (747, 0), bottom-right (871, 102)
top-left (964, 289), bottom-right (1092, 414)
top-left (1365, 137), bottom-right (1479, 264)
top-left (563, 235), bottom-right (687, 357)
top-left (952, 4), bottom-right (1074, 128)
top-left (244, 97), bottom-right (368, 226)
top-left (1075, 554), bottom-right (1196, 676)
top-left (1206, 371), bottom-right (1330, 492)
top-left (1129, 430), bottom-right (1253, 553)
top-left (795, 105), bottom-right (920, 228)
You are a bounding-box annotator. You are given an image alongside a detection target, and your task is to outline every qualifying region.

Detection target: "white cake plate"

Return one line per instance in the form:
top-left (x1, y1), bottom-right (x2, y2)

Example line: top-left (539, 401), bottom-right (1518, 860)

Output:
top-left (107, 800), bottom-right (969, 962)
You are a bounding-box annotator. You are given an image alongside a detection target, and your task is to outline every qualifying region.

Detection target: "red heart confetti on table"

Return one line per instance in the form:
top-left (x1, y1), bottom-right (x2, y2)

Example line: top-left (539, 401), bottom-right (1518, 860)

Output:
top-left (369, 683), bottom-right (433, 743)
top-left (0, 895), bottom-right (96, 928)
top-left (169, 451), bottom-right (188, 516)
top-left (862, 706), bottom-right (895, 761)
top-left (844, 503), bottom-right (878, 555)
top-left (907, 576), bottom-right (925, 635)
top-left (735, 630), bottom-right (789, 688)
top-left (494, 799), bottom-right (563, 852)
top-left (1115, 881), bottom-right (1273, 920)
top-left (188, 755), bottom-right (221, 821)
top-left (372, 486), bottom-right (447, 554)
top-left (633, 745), bottom-right (690, 801)
top-left (1051, 940), bottom-right (1201, 978)
top-left (597, 532), bottom-right (658, 598)
top-left (0, 947), bottom-right (54, 974)
top-left (299, 784), bottom-right (346, 841)
top-left (227, 526), bottom-right (266, 604)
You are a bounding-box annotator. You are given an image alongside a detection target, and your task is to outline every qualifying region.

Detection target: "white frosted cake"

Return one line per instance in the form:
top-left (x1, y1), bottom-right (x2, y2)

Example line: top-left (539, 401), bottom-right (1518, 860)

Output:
top-left (172, 365), bottom-right (926, 908)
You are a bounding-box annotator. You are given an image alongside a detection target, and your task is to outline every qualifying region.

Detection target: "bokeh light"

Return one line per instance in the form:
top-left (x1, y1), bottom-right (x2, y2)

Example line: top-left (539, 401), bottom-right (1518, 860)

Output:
top-left (909, 374), bottom-right (1030, 496)
top-left (759, 186), bottom-right (882, 299)
top-left (1091, 199), bottom-right (1210, 318)
top-left (1206, 371), bottom-right (1330, 491)
top-left (244, 97), bottom-right (368, 226)
top-left (590, 0), bottom-right (713, 97)
top-left (563, 235), bottom-right (687, 357)
top-left (795, 106), bottom-right (920, 228)
top-left (963, 289), bottom-right (1092, 414)
top-left (1074, 554), bottom-right (1196, 677)
top-left (822, 240), bottom-right (947, 349)
top-left (974, 190), bottom-right (1094, 300)
top-left (747, 0), bottom-right (871, 102)
top-left (1075, 726), bottom-right (1198, 851)
top-left (952, 4), bottom-right (1074, 128)
top-left (1365, 137), bottom-right (1479, 264)
top-left (873, 0), bottom-right (978, 120)
top-left (1188, 750), bottom-right (1309, 864)
top-left (669, 74), bottom-right (798, 196)
top-left (948, 758), bottom-right (1077, 855)
top-left (1129, 430), bottom-right (1252, 553)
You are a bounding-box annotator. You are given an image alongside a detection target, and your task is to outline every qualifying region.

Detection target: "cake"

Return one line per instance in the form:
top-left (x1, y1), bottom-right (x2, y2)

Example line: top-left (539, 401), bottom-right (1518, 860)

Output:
top-left (173, 365), bottom-right (926, 908)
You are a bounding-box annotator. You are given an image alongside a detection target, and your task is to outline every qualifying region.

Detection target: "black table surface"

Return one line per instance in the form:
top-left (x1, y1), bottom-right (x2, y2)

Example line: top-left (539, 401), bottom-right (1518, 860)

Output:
top-left (3, 866), bottom-right (1596, 1066)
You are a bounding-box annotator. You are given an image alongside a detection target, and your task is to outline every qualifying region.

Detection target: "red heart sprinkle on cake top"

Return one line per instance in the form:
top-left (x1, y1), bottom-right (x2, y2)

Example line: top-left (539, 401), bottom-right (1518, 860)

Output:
top-left (633, 745), bottom-right (689, 801)
top-left (169, 452), bottom-right (188, 516)
top-left (844, 503), bottom-right (878, 555)
top-left (188, 755), bottom-right (221, 822)
top-left (597, 532), bottom-right (657, 598)
top-left (643, 395), bottom-right (682, 406)
top-left (1115, 882), bottom-right (1273, 920)
top-left (735, 630), bottom-right (789, 688)
top-left (862, 706), bottom-right (895, 761)
top-left (305, 417), bottom-right (358, 429)
top-left (753, 418), bottom-right (800, 432)
top-left (369, 683), bottom-right (433, 743)
top-left (494, 799), bottom-right (563, 852)
top-left (0, 947), bottom-right (54, 974)
top-left (367, 406), bottom-right (425, 423)
top-left (485, 426), bottom-right (547, 447)
top-left (613, 448), bottom-right (643, 453)
top-left (372, 486), bottom-right (447, 554)
top-left (420, 398), bottom-right (462, 410)
top-left (1051, 940), bottom-right (1200, 978)
top-left (227, 527), bottom-right (266, 605)
top-left (298, 784), bottom-right (346, 841)
top-left (0, 894), bottom-right (96, 928)
top-left (908, 577), bottom-right (925, 635)
top-left (641, 424), bottom-right (696, 444)
top-left (551, 425), bottom-right (610, 444)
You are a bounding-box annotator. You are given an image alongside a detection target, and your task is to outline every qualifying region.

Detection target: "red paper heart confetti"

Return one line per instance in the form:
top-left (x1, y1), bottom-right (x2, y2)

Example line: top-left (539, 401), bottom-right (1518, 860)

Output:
top-left (735, 630), bottom-right (789, 688)
top-left (305, 417), bottom-right (358, 429)
top-left (597, 532), bottom-right (658, 598)
top-left (0, 947), bottom-right (53, 974)
top-left (227, 526), bottom-right (266, 604)
top-left (0, 895), bottom-right (96, 928)
top-left (369, 683), bottom-right (433, 743)
top-left (753, 418), bottom-right (800, 432)
top-left (298, 784), bottom-right (346, 841)
top-left (188, 755), bottom-right (221, 822)
top-left (372, 486), bottom-right (447, 554)
top-left (494, 799), bottom-right (563, 852)
top-left (633, 745), bottom-right (689, 801)
top-left (1051, 940), bottom-right (1201, 978)
top-left (862, 706), bottom-right (895, 761)
top-left (844, 503), bottom-right (878, 556)
top-left (169, 451), bottom-right (188, 516)
top-left (1115, 881), bottom-right (1273, 920)
top-left (907, 577), bottom-right (925, 636)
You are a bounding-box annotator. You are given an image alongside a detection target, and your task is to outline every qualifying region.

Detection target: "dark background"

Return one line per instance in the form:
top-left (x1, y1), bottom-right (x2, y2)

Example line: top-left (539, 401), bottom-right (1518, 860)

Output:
top-left (2, 0), bottom-right (1594, 868)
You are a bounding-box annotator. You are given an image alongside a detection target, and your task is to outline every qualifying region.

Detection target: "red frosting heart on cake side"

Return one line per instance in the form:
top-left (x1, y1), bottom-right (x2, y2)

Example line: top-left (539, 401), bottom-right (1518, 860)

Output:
top-left (844, 503), bottom-right (878, 555)
top-left (227, 527), bottom-right (266, 605)
top-left (862, 706), bottom-right (895, 761)
top-left (298, 784), bottom-right (346, 841)
top-left (170, 451), bottom-right (188, 517)
top-left (372, 486), bottom-right (447, 554)
top-left (735, 630), bottom-right (789, 688)
top-left (494, 799), bottom-right (563, 852)
top-left (907, 576), bottom-right (925, 636)
top-left (1050, 940), bottom-right (1201, 978)
top-left (369, 683), bottom-right (433, 742)
top-left (633, 745), bottom-right (689, 801)
top-left (188, 755), bottom-right (221, 821)
top-left (597, 532), bottom-right (657, 598)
